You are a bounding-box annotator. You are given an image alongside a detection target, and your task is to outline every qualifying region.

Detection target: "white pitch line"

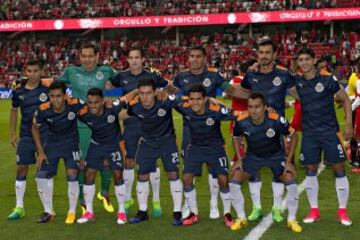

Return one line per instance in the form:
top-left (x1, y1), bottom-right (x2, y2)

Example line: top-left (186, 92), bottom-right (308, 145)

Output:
top-left (243, 162), bottom-right (326, 240)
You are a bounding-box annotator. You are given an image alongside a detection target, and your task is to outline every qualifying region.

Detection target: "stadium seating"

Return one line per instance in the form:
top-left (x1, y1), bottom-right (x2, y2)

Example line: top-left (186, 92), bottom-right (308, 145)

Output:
top-left (0, 0), bottom-right (353, 21)
top-left (0, 29), bottom-right (359, 87)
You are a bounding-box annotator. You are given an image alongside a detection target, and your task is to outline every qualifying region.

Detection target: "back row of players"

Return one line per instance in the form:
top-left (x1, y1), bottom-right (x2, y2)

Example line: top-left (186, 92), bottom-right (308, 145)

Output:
top-left (8, 39), bottom-right (353, 233)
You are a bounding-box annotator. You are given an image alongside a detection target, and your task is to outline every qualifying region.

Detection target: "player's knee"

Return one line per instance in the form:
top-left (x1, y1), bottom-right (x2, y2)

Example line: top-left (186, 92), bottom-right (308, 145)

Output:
top-left (113, 170), bottom-right (123, 181)
top-left (283, 174), bottom-right (296, 185)
top-left (217, 175), bottom-right (228, 189)
top-left (16, 175), bottom-right (27, 181)
top-left (79, 160), bottom-right (86, 170)
top-left (114, 179), bottom-right (124, 186)
top-left (36, 170), bottom-right (52, 179)
top-left (305, 168), bottom-right (318, 176)
top-left (182, 174), bottom-right (194, 187)
top-left (67, 175), bottom-right (77, 182)
top-left (229, 179), bottom-right (243, 186)
top-left (334, 169), bottom-right (346, 178)
top-left (167, 171), bottom-right (179, 181)
top-left (138, 174), bottom-right (149, 182)
top-left (16, 165), bottom-right (28, 178)
top-left (103, 160), bottom-right (110, 168)
top-left (125, 158), bottom-right (135, 169)
top-left (183, 185), bottom-right (195, 193)
top-left (272, 176), bottom-right (282, 183)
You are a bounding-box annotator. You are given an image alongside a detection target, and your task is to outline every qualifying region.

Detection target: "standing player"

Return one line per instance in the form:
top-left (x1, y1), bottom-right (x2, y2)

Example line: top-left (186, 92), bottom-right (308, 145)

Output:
top-left (175, 84), bottom-right (235, 227)
top-left (348, 58), bottom-right (360, 168)
top-left (110, 46), bottom-right (169, 215)
top-left (76, 88), bottom-right (129, 224)
top-left (32, 81), bottom-right (82, 224)
top-left (8, 60), bottom-right (49, 220)
top-left (173, 45), bottom-right (240, 219)
top-left (230, 93), bottom-right (301, 233)
top-left (236, 38), bottom-right (298, 223)
top-left (57, 43), bottom-right (116, 213)
top-left (121, 79), bottom-right (183, 225)
top-left (295, 47), bottom-right (353, 226)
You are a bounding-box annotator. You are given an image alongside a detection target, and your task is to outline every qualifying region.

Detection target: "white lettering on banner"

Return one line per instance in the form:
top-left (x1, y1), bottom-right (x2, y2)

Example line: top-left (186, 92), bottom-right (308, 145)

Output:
top-left (78, 19), bottom-right (103, 28)
top-left (323, 10), bottom-right (360, 17)
top-left (163, 16), bottom-right (209, 24)
top-left (280, 12), bottom-right (314, 19)
top-left (0, 22), bottom-right (32, 30)
top-left (114, 18), bottom-right (152, 26)
top-left (0, 89), bottom-right (13, 98)
top-left (249, 13), bottom-right (270, 23)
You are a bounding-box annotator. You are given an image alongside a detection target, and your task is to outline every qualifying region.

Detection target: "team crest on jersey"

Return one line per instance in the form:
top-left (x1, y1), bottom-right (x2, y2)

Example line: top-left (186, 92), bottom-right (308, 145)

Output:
top-left (272, 77), bottom-right (282, 86)
top-left (206, 117), bottom-right (215, 126)
top-left (203, 78), bottom-right (212, 87)
top-left (158, 108), bottom-right (166, 117)
top-left (39, 93), bottom-right (48, 102)
top-left (96, 71), bottom-right (104, 80)
top-left (68, 112), bottom-right (76, 120)
top-left (113, 99), bottom-right (120, 106)
top-left (266, 128), bottom-right (275, 138)
top-left (315, 82), bottom-right (324, 93)
top-left (107, 115), bottom-right (115, 123)
top-left (299, 153), bottom-right (305, 162)
top-left (168, 94), bottom-right (176, 100)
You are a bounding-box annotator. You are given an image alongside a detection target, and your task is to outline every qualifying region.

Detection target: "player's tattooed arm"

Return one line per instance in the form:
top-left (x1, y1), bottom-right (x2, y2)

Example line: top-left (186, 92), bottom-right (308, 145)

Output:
top-left (10, 108), bottom-right (19, 147)
top-left (31, 119), bottom-right (47, 170)
top-left (336, 87), bottom-right (353, 141)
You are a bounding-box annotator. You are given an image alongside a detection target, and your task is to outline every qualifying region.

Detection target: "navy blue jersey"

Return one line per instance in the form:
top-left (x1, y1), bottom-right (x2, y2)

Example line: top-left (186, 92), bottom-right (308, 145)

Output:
top-left (12, 83), bottom-right (49, 138)
top-left (110, 68), bottom-right (168, 95)
top-left (295, 70), bottom-right (340, 135)
top-left (233, 111), bottom-right (293, 158)
top-left (241, 65), bottom-right (295, 116)
top-left (78, 100), bottom-right (127, 145)
top-left (175, 99), bottom-right (234, 148)
top-left (174, 67), bottom-right (227, 97)
top-left (34, 98), bottom-right (83, 144)
top-left (127, 95), bottom-right (180, 141)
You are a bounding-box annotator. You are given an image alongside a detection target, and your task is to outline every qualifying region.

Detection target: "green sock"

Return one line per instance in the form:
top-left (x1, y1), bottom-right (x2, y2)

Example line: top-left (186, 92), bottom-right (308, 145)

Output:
top-left (78, 170), bottom-right (85, 204)
top-left (100, 168), bottom-right (112, 196)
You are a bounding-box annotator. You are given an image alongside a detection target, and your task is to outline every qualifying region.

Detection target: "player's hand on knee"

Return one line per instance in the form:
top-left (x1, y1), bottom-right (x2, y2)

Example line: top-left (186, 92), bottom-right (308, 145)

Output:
top-left (36, 153), bottom-right (48, 170)
top-left (10, 135), bottom-right (19, 147)
top-left (284, 161), bottom-right (296, 177)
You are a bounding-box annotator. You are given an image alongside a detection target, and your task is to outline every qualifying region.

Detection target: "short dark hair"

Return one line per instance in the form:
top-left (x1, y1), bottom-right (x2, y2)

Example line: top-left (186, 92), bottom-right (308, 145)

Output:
top-left (187, 83), bottom-right (206, 97)
top-left (258, 38), bottom-right (277, 52)
top-left (138, 78), bottom-right (156, 90)
top-left (128, 46), bottom-right (145, 58)
top-left (26, 59), bottom-right (43, 69)
top-left (189, 45), bottom-right (207, 56)
top-left (297, 47), bottom-right (315, 59)
top-left (50, 81), bottom-right (66, 94)
top-left (80, 42), bottom-right (98, 55)
top-left (248, 92), bottom-right (266, 106)
top-left (87, 88), bottom-right (103, 98)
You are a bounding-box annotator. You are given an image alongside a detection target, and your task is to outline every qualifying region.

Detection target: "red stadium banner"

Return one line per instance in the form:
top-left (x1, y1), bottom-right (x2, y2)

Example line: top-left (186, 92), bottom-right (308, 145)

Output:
top-left (1, 8), bottom-right (360, 32)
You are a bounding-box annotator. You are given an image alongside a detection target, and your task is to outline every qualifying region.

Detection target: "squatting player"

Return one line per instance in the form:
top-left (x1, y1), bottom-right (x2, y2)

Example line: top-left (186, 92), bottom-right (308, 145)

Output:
top-left (32, 81), bottom-right (83, 224)
top-left (230, 93), bottom-right (301, 233)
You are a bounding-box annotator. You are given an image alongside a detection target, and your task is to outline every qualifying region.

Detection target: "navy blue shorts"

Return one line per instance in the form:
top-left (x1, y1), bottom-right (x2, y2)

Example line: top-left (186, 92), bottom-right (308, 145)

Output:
top-left (40, 142), bottom-right (80, 176)
top-left (243, 154), bottom-right (286, 180)
top-left (135, 136), bottom-right (179, 175)
top-left (300, 132), bottom-right (347, 166)
top-left (16, 137), bottom-right (37, 165)
top-left (123, 120), bottom-right (141, 159)
top-left (184, 145), bottom-right (229, 177)
top-left (86, 141), bottom-right (124, 171)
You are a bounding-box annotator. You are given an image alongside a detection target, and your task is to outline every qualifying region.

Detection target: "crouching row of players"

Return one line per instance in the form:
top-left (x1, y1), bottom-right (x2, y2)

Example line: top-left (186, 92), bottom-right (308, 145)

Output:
top-left (29, 78), bottom-right (303, 232)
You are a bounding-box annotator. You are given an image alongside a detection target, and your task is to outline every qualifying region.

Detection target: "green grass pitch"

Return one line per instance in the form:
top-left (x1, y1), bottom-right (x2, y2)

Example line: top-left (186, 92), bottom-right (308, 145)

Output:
top-left (0, 98), bottom-right (359, 240)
